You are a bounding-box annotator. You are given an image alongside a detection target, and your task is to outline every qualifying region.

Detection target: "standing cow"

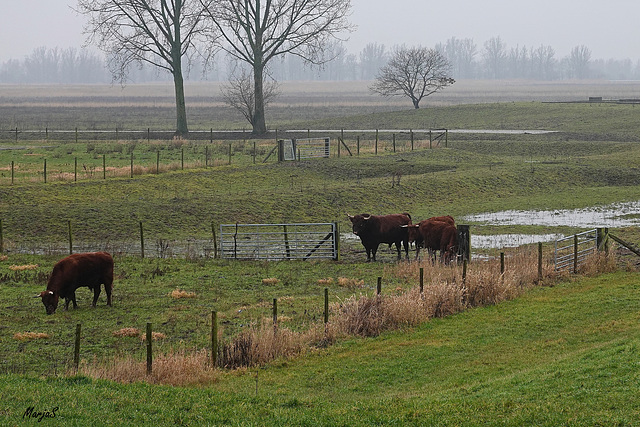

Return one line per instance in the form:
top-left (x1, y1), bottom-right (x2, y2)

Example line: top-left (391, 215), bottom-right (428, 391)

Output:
top-left (348, 213), bottom-right (411, 262)
top-left (408, 215), bottom-right (455, 254)
top-left (36, 252), bottom-right (114, 315)
top-left (405, 219), bottom-right (458, 263)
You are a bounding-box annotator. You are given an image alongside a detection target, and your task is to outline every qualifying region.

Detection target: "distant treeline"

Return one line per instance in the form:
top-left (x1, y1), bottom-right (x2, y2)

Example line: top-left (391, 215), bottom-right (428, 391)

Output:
top-left (2, 37), bottom-right (640, 84)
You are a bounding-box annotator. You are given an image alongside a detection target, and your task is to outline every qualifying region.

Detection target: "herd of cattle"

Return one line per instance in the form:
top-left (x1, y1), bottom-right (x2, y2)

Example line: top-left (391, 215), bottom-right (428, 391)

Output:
top-left (348, 212), bottom-right (458, 263)
top-left (34, 214), bottom-right (456, 315)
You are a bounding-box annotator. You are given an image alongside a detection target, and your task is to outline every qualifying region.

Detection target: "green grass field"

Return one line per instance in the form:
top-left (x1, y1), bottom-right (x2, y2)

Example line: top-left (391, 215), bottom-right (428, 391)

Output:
top-left (1, 80), bottom-right (640, 425)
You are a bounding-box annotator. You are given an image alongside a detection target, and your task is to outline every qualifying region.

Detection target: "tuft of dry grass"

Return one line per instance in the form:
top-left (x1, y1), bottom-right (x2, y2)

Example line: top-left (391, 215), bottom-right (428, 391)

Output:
top-left (169, 288), bottom-right (197, 299)
top-left (80, 349), bottom-right (219, 386)
top-left (8, 264), bottom-right (38, 271)
top-left (337, 277), bottom-right (365, 289)
top-left (141, 332), bottom-right (167, 341)
top-left (79, 246), bottom-right (618, 384)
top-left (0, 255), bottom-right (8, 262)
top-left (317, 278), bottom-right (333, 286)
top-left (112, 328), bottom-right (141, 338)
top-left (262, 278), bottom-right (279, 285)
top-left (14, 332), bottom-right (50, 341)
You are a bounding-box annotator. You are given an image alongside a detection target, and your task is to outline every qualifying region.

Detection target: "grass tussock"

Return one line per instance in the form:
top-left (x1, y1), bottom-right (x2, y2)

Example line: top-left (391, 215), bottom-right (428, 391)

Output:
top-left (0, 255), bottom-right (8, 262)
top-left (79, 349), bottom-right (219, 386)
top-left (81, 247), bottom-right (616, 384)
top-left (112, 328), bottom-right (141, 338)
top-left (262, 278), bottom-right (279, 285)
top-left (169, 288), bottom-right (197, 299)
top-left (13, 332), bottom-right (50, 341)
top-left (8, 264), bottom-right (38, 271)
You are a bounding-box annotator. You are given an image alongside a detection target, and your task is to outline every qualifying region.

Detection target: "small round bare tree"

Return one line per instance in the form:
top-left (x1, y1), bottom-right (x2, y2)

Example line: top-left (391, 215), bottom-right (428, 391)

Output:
top-left (370, 46), bottom-right (455, 109)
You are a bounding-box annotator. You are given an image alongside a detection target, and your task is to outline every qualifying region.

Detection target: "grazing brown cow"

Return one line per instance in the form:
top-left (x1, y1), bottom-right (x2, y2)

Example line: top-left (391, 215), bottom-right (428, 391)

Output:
top-left (36, 252), bottom-right (114, 315)
top-left (405, 219), bottom-right (458, 263)
top-left (348, 213), bottom-right (411, 262)
top-left (407, 215), bottom-right (455, 251)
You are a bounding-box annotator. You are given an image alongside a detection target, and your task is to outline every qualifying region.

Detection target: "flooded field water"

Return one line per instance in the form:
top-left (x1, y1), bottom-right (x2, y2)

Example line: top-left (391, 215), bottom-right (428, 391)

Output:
top-left (462, 201), bottom-right (640, 249)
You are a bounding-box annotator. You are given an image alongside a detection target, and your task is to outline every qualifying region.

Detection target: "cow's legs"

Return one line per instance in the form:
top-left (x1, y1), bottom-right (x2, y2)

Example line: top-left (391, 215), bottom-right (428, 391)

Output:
top-left (65, 292), bottom-right (78, 310)
top-left (105, 282), bottom-right (113, 307)
top-left (92, 285), bottom-right (101, 307)
top-left (371, 244), bottom-right (379, 262)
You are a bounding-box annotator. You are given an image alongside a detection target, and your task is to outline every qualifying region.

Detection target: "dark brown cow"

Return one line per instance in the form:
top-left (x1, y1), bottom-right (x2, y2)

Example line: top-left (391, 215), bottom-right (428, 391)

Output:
top-left (405, 220), bottom-right (458, 263)
top-left (36, 252), bottom-right (114, 315)
top-left (348, 213), bottom-right (411, 262)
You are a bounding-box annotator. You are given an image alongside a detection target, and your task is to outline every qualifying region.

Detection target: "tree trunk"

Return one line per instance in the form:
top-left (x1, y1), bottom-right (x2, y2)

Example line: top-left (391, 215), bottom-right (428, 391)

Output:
top-left (252, 61), bottom-right (267, 135)
top-left (173, 60), bottom-right (189, 137)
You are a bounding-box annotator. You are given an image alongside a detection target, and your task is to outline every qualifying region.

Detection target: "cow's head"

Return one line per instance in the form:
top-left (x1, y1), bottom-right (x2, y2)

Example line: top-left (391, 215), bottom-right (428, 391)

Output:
top-left (347, 213), bottom-right (371, 236)
top-left (35, 290), bottom-right (59, 315)
top-left (401, 224), bottom-right (421, 243)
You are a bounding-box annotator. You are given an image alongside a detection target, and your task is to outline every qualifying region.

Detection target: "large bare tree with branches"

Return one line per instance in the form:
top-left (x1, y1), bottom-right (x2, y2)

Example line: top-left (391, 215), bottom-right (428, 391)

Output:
top-left (76, 0), bottom-right (213, 136)
top-left (201, 0), bottom-right (353, 134)
top-left (370, 46), bottom-right (455, 109)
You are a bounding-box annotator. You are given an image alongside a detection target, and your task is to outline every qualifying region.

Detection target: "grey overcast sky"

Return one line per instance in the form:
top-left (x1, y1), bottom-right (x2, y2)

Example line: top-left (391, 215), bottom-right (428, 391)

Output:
top-left (1, 0), bottom-right (639, 62)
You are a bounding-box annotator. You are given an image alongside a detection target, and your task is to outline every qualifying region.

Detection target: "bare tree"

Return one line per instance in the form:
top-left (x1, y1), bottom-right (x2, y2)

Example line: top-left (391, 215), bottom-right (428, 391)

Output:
top-left (569, 45), bottom-right (592, 79)
top-left (222, 66), bottom-right (279, 128)
top-left (370, 46), bottom-right (455, 109)
top-left (76, 0), bottom-right (213, 136)
top-left (201, 0), bottom-right (354, 134)
top-left (483, 36), bottom-right (507, 79)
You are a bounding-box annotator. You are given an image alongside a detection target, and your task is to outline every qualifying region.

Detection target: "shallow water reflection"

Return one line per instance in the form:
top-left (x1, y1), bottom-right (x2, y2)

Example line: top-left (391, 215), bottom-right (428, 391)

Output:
top-left (462, 201), bottom-right (640, 228)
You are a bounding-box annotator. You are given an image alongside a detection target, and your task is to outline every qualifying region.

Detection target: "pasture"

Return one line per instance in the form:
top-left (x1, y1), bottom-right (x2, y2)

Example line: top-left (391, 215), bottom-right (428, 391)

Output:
top-left (1, 79), bottom-right (640, 424)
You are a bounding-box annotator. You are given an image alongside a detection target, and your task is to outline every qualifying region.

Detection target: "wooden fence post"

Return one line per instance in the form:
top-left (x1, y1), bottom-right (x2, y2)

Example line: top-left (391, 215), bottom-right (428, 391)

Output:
top-left (377, 277), bottom-right (382, 295)
top-left (324, 288), bottom-right (329, 324)
top-left (228, 143), bottom-right (232, 165)
top-left (74, 157), bottom-right (77, 182)
top-left (146, 322), bottom-right (152, 375)
top-left (211, 222), bottom-right (218, 259)
top-left (43, 159), bottom-right (47, 183)
top-left (538, 242), bottom-right (543, 283)
top-left (463, 260), bottom-right (468, 284)
top-left (103, 155), bottom-right (106, 179)
top-left (573, 234), bottom-right (578, 274)
top-left (11, 161), bottom-right (14, 185)
top-left (211, 311), bottom-right (218, 368)
top-left (375, 129), bottom-right (378, 155)
top-left (410, 130), bottom-right (414, 151)
top-left (500, 252), bottom-right (505, 274)
top-left (181, 148), bottom-right (184, 170)
top-left (419, 267), bottom-right (424, 293)
top-left (140, 222), bottom-right (145, 259)
top-left (74, 323), bottom-right (81, 372)
top-left (357, 136), bottom-right (360, 156)
top-left (272, 298), bottom-right (278, 331)
top-left (392, 133), bottom-right (396, 152)
top-left (156, 151), bottom-right (160, 174)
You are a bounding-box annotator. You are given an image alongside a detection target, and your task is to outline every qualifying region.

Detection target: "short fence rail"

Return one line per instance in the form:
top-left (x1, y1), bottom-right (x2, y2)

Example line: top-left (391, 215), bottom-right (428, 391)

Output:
top-left (554, 229), bottom-right (599, 272)
top-left (219, 222), bottom-right (338, 260)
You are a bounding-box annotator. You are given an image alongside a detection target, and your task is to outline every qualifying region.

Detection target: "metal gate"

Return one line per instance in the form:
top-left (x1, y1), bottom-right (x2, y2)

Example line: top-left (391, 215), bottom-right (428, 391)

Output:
top-left (554, 229), bottom-right (598, 272)
top-left (219, 222), bottom-right (338, 260)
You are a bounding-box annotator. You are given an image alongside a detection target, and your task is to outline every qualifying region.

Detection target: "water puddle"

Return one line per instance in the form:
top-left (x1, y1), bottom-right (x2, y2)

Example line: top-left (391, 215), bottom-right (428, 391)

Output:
top-left (462, 201), bottom-right (640, 228)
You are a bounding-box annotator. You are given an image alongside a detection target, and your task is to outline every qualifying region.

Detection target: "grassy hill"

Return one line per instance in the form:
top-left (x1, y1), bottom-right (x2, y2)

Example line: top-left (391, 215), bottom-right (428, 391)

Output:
top-left (2, 271), bottom-right (639, 425)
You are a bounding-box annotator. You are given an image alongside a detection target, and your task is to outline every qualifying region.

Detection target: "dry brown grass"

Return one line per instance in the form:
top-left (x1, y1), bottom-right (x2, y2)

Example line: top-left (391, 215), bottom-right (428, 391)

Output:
top-left (0, 255), bottom-right (8, 261)
top-left (112, 328), bottom-right (141, 338)
top-left (169, 288), bottom-right (197, 299)
top-left (14, 332), bottom-right (50, 341)
top-left (80, 246), bottom-right (617, 384)
top-left (79, 349), bottom-right (219, 386)
top-left (262, 278), bottom-right (279, 285)
top-left (8, 264), bottom-right (38, 271)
